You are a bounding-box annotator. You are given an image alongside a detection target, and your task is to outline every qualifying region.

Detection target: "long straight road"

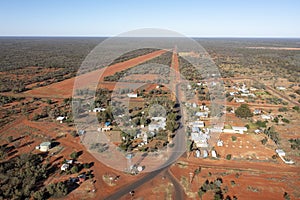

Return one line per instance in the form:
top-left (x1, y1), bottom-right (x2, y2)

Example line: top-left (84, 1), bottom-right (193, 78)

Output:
top-left (104, 47), bottom-right (187, 200)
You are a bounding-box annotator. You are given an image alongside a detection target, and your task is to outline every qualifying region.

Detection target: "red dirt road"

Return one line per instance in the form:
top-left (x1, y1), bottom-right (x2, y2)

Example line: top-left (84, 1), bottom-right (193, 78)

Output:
top-left (24, 49), bottom-right (167, 98)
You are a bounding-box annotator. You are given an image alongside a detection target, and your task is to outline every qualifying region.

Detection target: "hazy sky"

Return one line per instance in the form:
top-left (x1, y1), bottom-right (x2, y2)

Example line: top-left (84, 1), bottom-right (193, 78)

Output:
top-left (0, 0), bottom-right (299, 37)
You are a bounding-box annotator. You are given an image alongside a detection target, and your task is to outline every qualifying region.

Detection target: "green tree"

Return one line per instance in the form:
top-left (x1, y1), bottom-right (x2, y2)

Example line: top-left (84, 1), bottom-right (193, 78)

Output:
top-left (33, 190), bottom-right (44, 200)
top-left (70, 151), bottom-right (79, 159)
top-left (198, 189), bottom-right (205, 200)
top-left (166, 112), bottom-right (179, 132)
top-left (226, 154), bottom-right (232, 160)
top-left (235, 104), bottom-right (253, 118)
top-left (261, 137), bottom-right (268, 145)
top-left (283, 192), bottom-right (290, 200)
top-left (231, 136), bottom-right (237, 142)
top-left (6, 136), bottom-right (13, 143)
top-left (70, 165), bottom-right (79, 174)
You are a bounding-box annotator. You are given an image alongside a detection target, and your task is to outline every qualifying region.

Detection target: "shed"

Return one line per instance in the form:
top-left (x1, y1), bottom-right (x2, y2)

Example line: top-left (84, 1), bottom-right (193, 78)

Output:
top-left (93, 107), bottom-right (106, 112)
top-left (39, 142), bottom-right (51, 152)
top-left (127, 93), bottom-right (138, 98)
top-left (235, 98), bottom-right (245, 103)
top-left (61, 163), bottom-right (70, 171)
top-left (195, 150), bottom-right (201, 158)
top-left (78, 130), bottom-right (86, 135)
top-left (195, 112), bottom-right (208, 118)
top-left (232, 126), bottom-right (248, 134)
top-left (211, 150), bottom-right (217, 158)
top-left (276, 149), bottom-right (286, 156)
top-left (56, 116), bottom-right (65, 123)
top-left (261, 115), bottom-right (272, 120)
top-left (192, 121), bottom-right (205, 128)
top-left (253, 109), bottom-right (262, 115)
top-left (202, 150), bottom-right (208, 158)
top-left (217, 140), bottom-right (223, 147)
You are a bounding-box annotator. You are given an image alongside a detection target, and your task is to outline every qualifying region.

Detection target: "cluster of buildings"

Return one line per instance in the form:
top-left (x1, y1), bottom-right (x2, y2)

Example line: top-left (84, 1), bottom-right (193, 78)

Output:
top-left (230, 83), bottom-right (257, 103)
top-left (148, 117), bottom-right (166, 132)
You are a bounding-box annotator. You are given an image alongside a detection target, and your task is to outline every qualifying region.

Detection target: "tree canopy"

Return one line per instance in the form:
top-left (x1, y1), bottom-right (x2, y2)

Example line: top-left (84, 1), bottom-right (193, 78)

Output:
top-left (235, 104), bottom-right (253, 118)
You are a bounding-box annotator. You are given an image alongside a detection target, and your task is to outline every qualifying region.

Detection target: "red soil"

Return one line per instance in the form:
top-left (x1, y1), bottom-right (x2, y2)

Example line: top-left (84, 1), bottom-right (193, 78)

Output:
top-left (24, 49), bottom-right (167, 98)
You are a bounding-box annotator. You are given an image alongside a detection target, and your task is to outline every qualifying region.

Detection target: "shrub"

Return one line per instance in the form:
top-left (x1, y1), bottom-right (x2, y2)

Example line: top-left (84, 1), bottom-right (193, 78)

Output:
top-left (6, 136), bottom-right (13, 143)
top-left (278, 107), bottom-right (288, 112)
top-left (231, 136), bottom-right (237, 142)
top-left (235, 104), bottom-right (253, 118)
top-left (70, 165), bottom-right (79, 174)
top-left (83, 163), bottom-right (90, 169)
top-left (226, 154), bottom-right (232, 160)
top-left (292, 106), bottom-right (300, 111)
top-left (283, 192), bottom-right (291, 200)
top-left (70, 151), bottom-right (79, 159)
top-left (282, 118), bottom-right (290, 123)
top-left (70, 131), bottom-right (78, 137)
top-left (255, 120), bottom-right (267, 128)
top-left (230, 180), bottom-right (236, 186)
top-left (261, 137), bottom-right (268, 145)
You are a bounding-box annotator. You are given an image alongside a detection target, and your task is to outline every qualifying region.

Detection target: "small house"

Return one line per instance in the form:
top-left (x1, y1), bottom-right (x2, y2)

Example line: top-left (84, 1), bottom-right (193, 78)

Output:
top-left (217, 140), bottom-right (223, 147)
top-left (39, 142), bottom-right (51, 152)
top-left (66, 159), bottom-right (74, 164)
top-left (192, 121), bottom-right (205, 128)
top-left (250, 87), bottom-right (258, 91)
top-left (200, 105), bottom-right (209, 111)
top-left (61, 163), bottom-right (70, 171)
top-left (232, 126), bottom-right (248, 134)
top-left (211, 150), bottom-right (217, 158)
top-left (254, 129), bottom-right (262, 134)
top-left (93, 107), bottom-right (106, 112)
top-left (253, 109), bottom-right (262, 115)
top-left (195, 112), bottom-right (208, 118)
top-left (56, 116), bottom-right (65, 123)
top-left (78, 130), bottom-right (86, 135)
top-left (148, 117), bottom-right (166, 131)
top-left (276, 86), bottom-right (286, 91)
top-left (235, 98), bottom-right (245, 103)
top-left (223, 129), bottom-right (236, 133)
top-left (101, 127), bottom-right (111, 132)
top-left (202, 150), bottom-right (208, 158)
top-left (127, 93), bottom-right (138, 98)
top-left (261, 114), bottom-right (272, 120)
top-left (191, 132), bottom-right (209, 148)
top-left (276, 149), bottom-right (285, 157)
top-left (229, 92), bottom-right (236, 96)
top-left (195, 150), bottom-right (201, 158)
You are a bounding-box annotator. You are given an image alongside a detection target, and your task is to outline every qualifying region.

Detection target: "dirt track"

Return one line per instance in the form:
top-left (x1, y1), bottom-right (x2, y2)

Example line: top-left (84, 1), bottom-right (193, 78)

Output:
top-left (24, 49), bottom-right (167, 98)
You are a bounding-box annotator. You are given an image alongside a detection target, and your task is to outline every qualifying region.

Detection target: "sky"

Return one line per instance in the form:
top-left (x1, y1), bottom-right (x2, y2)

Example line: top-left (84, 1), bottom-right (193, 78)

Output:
top-left (0, 0), bottom-right (299, 37)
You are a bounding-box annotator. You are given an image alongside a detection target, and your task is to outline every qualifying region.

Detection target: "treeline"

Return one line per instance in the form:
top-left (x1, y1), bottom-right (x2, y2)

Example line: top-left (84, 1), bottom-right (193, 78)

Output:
top-left (0, 37), bottom-right (101, 92)
top-left (0, 37), bottom-right (101, 72)
top-left (109, 48), bottom-right (159, 65)
top-left (198, 38), bottom-right (300, 82)
top-left (0, 95), bottom-right (24, 106)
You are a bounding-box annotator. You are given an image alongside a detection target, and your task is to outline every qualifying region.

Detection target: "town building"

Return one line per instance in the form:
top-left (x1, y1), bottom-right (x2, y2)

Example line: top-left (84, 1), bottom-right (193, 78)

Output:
top-left (38, 141), bottom-right (52, 152)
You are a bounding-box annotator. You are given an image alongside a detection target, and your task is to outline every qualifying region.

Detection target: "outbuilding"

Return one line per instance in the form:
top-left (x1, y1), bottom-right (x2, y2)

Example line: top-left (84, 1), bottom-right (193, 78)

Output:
top-left (39, 142), bottom-right (51, 152)
top-left (232, 126), bottom-right (248, 134)
top-left (61, 163), bottom-right (70, 171)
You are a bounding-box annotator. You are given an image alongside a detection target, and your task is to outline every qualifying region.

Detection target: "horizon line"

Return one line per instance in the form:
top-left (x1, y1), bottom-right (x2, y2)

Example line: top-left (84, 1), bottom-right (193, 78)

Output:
top-left (0, 35), bottom-right (300, 39)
